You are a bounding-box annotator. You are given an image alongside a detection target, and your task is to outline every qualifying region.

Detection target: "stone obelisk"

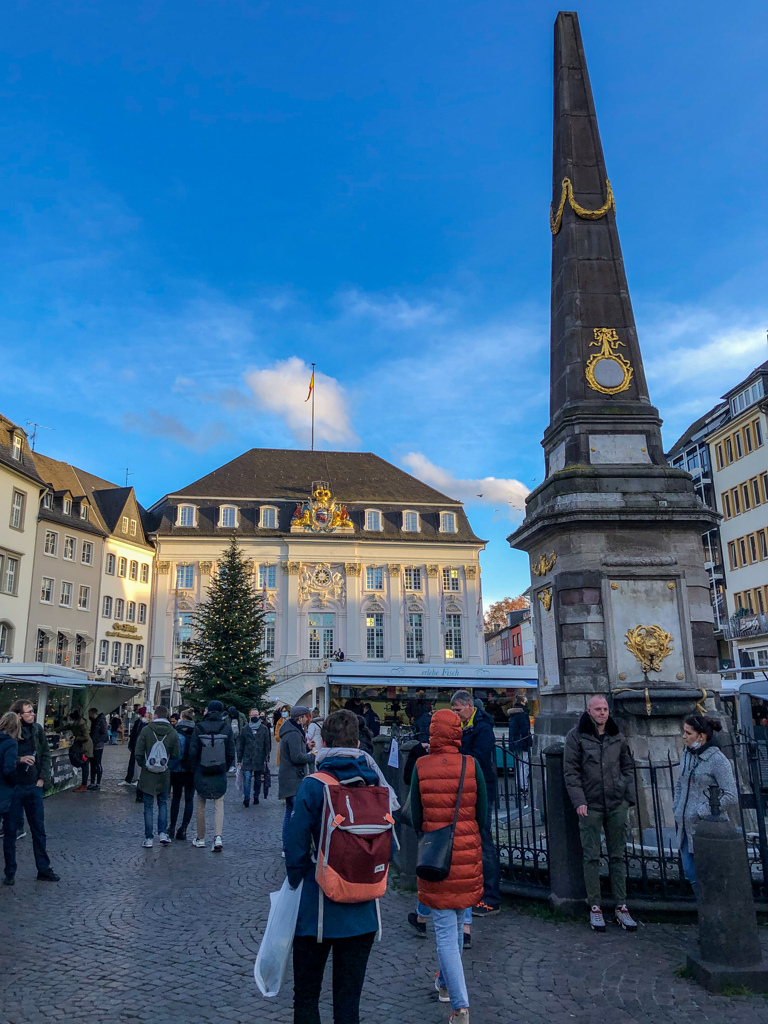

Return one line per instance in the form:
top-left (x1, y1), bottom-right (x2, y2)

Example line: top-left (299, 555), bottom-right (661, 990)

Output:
top-left (509, 12), bottom-right (719, 762)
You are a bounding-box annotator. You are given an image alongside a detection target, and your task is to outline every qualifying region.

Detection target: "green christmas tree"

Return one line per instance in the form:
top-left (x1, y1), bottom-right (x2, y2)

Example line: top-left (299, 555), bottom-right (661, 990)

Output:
top-left (181, 538), bottom-right (271, 714)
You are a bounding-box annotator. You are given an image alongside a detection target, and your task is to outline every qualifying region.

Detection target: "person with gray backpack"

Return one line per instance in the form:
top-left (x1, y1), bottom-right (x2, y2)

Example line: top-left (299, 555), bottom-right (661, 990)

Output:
top-left (134, 705), bottom-right (180, 849)
top-left (189, 700), bottom-right (235, 851)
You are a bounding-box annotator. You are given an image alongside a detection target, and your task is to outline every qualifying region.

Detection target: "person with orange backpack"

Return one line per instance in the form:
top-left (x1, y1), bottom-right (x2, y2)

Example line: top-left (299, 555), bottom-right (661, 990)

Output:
top-left (409, 708), bottom-right (487, 1024)
top-left (285, 709), bottom-right (396, 1024)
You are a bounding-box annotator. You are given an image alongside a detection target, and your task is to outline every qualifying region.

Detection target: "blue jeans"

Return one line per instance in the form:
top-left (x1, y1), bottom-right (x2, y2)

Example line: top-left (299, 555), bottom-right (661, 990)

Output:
top-left (282, 795), bottom-right (295, 850)
top-left (432, 908), bottom-right (470, 1011)
top-left (3, 785), bottom-right (52, 877)
top-left (143, 791), bottom-right (168, 840)
top-left (109, 731), bottom-right (118, 745)
top-left (680, 835), bottom-right (697, 891)
top-left (417, 901), bottom-right (472, 925)
top-left (243, 769), bottom-right (266, 801)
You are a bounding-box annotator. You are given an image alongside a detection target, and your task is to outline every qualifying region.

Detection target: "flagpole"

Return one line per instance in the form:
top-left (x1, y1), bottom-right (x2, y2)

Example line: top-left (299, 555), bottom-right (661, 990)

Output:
top-left (311, 362), bottom-right (316, 452)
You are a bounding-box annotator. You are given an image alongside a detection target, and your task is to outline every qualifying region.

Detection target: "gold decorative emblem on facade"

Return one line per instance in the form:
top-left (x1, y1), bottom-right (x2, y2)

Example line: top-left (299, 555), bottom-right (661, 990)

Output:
top-left (282, 561), bottom-right (301, 575)
top-left (464, 565), bottom-right (478, 579)
top-left (156, 561), bottom-right (170, 575)
top-left (291, 480), bottom-right (354, 534)
top-left (426, 565), bottom-right (439, 578)
top-left (585, 328), bottom-right (633, 396)
top-left (550, 177), bottom-right (615, 235)
top-left (344, 563), bottom-right (362, 576)
top-left (538, 587), bottom-right (553, 612)
top-left (610, 582), bottom-right (619, 590)
top-left (387, 564), bottom-right (401, 575)
top-left (624, 624), bottom-right (674, 674)
top-left (299, 563), bottom-right (345, 607)
top-left (199, 561), bottom-right (213, 575)
top-left (531, 552), bottom-right (556, 577)
top-left (667, 581), bottom-right (676, 590)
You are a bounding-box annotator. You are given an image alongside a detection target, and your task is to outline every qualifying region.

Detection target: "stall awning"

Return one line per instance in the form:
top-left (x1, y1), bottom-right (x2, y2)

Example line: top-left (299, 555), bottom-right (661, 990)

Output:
top-left (326, 663), bottom-right (538, 690)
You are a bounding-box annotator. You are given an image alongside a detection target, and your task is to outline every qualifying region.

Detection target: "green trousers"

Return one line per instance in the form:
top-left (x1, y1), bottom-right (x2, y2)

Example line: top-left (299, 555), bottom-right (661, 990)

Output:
top-left (577, 802), bottom-right (629, 907)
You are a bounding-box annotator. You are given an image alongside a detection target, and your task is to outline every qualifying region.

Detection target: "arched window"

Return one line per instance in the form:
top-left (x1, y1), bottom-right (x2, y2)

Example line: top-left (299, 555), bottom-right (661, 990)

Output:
top-left (402, 510), bottom-right (420, 532)
top-left (440, 511), bottom-right (457, 533)
top-left (220, 505), bottom-right (238, 528)
top-left (177, 505), bottom-right (196, 527)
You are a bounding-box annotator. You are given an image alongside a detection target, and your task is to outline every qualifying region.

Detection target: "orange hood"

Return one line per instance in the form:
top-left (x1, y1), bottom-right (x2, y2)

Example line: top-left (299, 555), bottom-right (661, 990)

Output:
top-left (428, 708), bottom-right (462, 754)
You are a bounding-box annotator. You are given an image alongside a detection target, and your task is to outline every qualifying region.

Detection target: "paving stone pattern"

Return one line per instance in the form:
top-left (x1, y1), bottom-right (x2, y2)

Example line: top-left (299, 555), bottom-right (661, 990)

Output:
top-left (1, 746), bottom-right (768, 1024)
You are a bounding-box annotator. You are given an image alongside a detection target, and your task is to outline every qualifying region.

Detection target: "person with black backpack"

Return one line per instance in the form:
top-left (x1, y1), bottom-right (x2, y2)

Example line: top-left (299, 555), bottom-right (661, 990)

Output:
top-left (134, 704), bottom-right (180, 849)
top-left (189, 700), bottom-right (235, 852)
top-left (169, 708), bottom-right (197, 840)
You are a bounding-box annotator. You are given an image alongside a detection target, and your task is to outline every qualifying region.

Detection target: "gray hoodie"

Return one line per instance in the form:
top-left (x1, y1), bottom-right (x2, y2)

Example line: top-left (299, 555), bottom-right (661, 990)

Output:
top-left (673, 742), bottom-right (738, 853)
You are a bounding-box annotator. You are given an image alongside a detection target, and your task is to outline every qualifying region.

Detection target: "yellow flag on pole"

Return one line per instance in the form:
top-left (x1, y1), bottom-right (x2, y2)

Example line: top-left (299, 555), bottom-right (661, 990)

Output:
top-left (305, 369), bottom-right (315, 402)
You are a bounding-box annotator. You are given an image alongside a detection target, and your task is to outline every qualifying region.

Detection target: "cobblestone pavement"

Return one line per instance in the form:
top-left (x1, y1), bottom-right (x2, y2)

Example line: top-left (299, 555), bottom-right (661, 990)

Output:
top-left (2, 746), bottom-right (768, 1024)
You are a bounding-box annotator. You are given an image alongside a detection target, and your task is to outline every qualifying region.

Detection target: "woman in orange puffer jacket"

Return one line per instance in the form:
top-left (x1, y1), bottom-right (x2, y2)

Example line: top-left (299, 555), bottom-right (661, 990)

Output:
top-left (410, 709), bottom-right (487, 1024)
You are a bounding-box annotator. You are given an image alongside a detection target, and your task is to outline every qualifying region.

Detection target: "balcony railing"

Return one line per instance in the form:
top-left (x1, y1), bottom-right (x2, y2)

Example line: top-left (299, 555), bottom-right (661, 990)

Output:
top-left (721, 613), bottom-right (768, 640)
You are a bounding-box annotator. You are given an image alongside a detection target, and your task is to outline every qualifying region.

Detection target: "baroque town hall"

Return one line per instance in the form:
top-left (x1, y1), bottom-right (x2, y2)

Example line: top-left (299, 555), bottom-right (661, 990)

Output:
top-left (146, 449), bottom-right (486, 708)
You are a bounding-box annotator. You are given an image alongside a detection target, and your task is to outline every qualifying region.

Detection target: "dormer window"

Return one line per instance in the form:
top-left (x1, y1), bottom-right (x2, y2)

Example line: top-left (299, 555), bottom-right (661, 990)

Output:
top-left (11, 434), bottom-right (21, 461)
top-left (63, 498), bottom-right (72, 515)
top-left (177, 505), bottom-right (196, 527)
top-left (220, 505), bottom-right (238, 528)
top-left (80, 503), bottom-right (89, 521)
top-left (260, 506), bottom-right (277, 529)
top-left (122, 516), bottom-right (129, 534)
top-left (440, 512), bottom-right (457, 533)
top-left (402, 511), bottom-right (420, 532)
top-left (365, 509), bottom-right (382, 532)
top-left (42, 493), bottom-right (53, 510)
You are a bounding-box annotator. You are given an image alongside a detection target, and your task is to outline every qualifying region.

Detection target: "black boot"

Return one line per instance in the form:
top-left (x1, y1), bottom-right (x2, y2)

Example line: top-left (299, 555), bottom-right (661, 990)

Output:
top-left (243, 797), bottom-right (250, 807)
top-left (175, 829), bottom-right (187, 841)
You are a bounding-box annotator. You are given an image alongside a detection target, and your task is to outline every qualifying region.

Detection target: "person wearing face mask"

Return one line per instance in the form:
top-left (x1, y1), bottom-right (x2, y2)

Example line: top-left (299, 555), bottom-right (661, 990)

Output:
top-left (237, 708), bottom-right (271, 807)
top-left (563, 694), bottom-right (636, 932)
top-left (673, 714), bottom-right (737, 895)
top-left (277, 705), bottom-right (315, 853)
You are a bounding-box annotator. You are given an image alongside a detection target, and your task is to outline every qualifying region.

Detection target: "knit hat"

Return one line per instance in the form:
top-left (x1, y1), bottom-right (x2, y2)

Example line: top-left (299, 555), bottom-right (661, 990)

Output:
top-left (207, 700), bottom-right (225, 713)
top-left (228, 705), bottom-right (238, 716)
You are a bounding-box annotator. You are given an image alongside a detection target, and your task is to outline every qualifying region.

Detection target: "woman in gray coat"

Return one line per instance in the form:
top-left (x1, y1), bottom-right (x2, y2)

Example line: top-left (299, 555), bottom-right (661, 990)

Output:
top-left (673, 714), bottom-right (737, 893)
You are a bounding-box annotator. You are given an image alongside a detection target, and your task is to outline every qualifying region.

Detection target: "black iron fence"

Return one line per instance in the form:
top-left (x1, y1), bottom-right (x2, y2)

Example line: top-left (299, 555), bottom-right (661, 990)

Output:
top-left (493, 734), bottom-right (768, 904)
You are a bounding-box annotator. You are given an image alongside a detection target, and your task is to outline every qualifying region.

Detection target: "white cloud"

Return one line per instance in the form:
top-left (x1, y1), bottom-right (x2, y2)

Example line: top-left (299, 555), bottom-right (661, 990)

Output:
top-left (340, 289), bottom-right (445, 329)
top-left (244, 356), bottom-right (358, 447)
top-left (401, 452), bottom-right (529, 518)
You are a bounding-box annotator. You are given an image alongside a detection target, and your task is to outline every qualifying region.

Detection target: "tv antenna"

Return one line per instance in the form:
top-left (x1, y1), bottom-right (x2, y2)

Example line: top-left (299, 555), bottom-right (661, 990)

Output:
top-left (26, 421), bottom-right (52, 452)
top-left (125, 467), bottom-right (133, 487)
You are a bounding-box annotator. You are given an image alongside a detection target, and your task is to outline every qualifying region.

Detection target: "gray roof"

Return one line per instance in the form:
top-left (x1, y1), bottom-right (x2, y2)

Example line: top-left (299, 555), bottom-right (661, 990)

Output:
top-left (0, 414), bottom-right (45, 487)
top-left (150, 448), bottom-right (483, 545)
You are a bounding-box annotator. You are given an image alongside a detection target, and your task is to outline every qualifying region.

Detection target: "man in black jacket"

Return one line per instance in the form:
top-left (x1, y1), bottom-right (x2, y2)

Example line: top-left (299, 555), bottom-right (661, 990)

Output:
top-left (121, 707), bottom-right (146, 788)
top-left (563, 695), bottom-right (636, 932)
top-left (88, 709), bottom-right (109, 790)
top-left (451, 689), bottom-right (500, 917)
top-left (507, 697), bottom-right (532, 796)
top-left (3, 700), bottom-right (59, 884)
top-left (189, 701), bottom-right (236, 851)
top-left (277, 706), bottom-right (315, 851)
top-left (169, 709), bottom-right (197, 840)
top-left (237, 708), bottom-right (271, 807)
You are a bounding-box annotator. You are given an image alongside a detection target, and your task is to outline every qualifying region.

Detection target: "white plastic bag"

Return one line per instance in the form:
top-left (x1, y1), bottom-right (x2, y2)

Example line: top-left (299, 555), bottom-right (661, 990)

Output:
top-left (254, 878), bottom-right (303, 997)
top-left (235, 765), bottom-right (243, 794)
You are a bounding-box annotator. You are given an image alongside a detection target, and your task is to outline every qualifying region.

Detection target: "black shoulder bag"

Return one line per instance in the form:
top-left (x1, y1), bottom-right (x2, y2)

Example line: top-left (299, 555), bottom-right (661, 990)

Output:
top-left (416, 755), bottom-right (467, 883)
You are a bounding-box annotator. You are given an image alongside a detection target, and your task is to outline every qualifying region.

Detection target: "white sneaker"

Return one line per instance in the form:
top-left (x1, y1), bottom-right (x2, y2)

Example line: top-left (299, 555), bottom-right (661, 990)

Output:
top-left (213, 835), bottom-right (223, 852)
top-left (118, 780), bottom-right (132, 787)
top-left (589, 905), bottom-right (606, 931)
top-left (615, 905), bottom-right (637, 931)
top-left (142, 838), bottom-right (153, 848)
top-left (192, 838), bottom-right (206, 848)
top-left (158, 833), bottom-right (171, 845)
top-left (434, 973), bottom-right (449, 1003)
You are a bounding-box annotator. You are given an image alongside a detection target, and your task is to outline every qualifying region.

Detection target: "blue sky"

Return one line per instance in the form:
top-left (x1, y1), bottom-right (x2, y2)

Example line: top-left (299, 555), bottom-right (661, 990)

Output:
top-left (1, 0), bottom-right (767, 606)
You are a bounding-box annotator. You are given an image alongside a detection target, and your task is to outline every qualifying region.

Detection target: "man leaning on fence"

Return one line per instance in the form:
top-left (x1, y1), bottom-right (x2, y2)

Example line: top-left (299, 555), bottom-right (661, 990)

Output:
top-left (563, 695), bottom-right (638, 932)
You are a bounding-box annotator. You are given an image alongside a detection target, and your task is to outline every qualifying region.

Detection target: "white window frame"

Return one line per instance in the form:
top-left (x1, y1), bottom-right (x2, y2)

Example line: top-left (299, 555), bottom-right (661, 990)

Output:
top-left (42, 492), bottom-right (53, 509)
top-left (81, 541), bottom-right (94, 566)
top-left (404, 567), bottom-right (422, 591)
top-left (138, 603), bottom-right (147, 624)
top-left (40, 577), bottom-right (54, 604)
top-left (366, 612), bottom-right (385, 660)
top-left (118, 557), bottom-right (127, 577)
top-left (440, 511), bottom-right (457, 533)
top-left (130, 519), bottom-right (137, 536)
top-left (5, 557), bottom-right (18, 596)
top-left (106, 553), bottom-right (116, 575)
top-left (258, 564), bottom-right (277, 590)
top-left (0, 621), bottom-right (13, 658)
top-left (78, 585), bottom-right (90, 611)
top-left (124, 642), bottom-right (133, 667)
top-left (445, 614), bottom-right (463, 661)
top-left (177, 505), bottom-right (196, 527)
top-left (141, 563), bottom-right (149, 583)
top-left (60, 581), bottom-right (73, 607)
top-left (263, 612), bottom-right (276, 659)
top-left (442, 567), bottom-right (460, 592)
top-left (364, 509), bottom-right (383, 532)
top-left (220, 505), bottom-right (238, 528)
top-left (63, 536), bottom-right (76, 561)
top-left (129, 560), bottom-right (138, 580)
top-left (44, 530), bottom-right (58, 557)
top-left (136, 644), bottom-right (144, 667)
top-left (260, 506), bottom-right (278, 529)
top-left (98, 639), bottom-right (109, 664)
top-left (127, 601), bottom-right (136, 622)
top-left (176, 564), bottom-right (195, 590)
top-left (10, 490), bottom-right (25, 530)
top-left (102, 596), bottom-right (112, 618)
top-left (114, 598), bottom-right (124, 620)
top-left (121, 516), bottom-right (129, 534)
top-left (80, 503), bottom-right (89, 521)
top-left (406, 612), bottom-right (424, 660)
top-left (365, 566), bottom-right (384, 591)
top-left (111, 641), bottom-right (121, 666)
top-left (63, 498), bottom-right (72, 515)
top-left (402, 510), bottom-right (420, 533)
top-left (11, 433), bottom-right (22, 461)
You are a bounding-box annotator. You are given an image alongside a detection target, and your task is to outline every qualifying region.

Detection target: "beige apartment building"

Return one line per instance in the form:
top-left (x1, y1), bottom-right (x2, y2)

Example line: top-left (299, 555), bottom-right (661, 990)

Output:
top-left (0, 417), bottom-right (45, 661)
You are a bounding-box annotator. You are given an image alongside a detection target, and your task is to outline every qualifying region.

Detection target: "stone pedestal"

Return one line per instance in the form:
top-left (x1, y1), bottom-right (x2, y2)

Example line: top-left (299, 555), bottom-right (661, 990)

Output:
top-left (544, 744), bottom-right (586, 915)
top-left (686, 819), bottom-right (768, 991)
